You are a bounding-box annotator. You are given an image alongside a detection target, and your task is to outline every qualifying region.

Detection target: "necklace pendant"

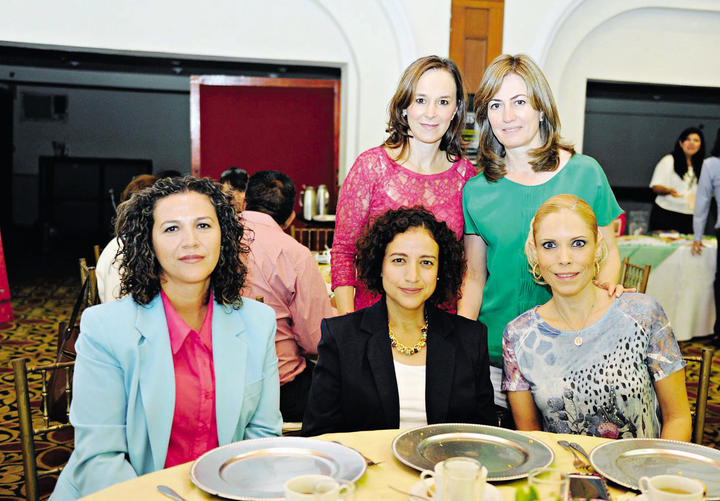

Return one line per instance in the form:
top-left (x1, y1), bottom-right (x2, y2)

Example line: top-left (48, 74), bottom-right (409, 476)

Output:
top-left (574, 334), bottom-right (583, 346)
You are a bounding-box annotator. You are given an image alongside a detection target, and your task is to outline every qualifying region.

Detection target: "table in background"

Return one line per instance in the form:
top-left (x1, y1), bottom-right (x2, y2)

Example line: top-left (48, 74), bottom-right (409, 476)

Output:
top-left (80, 429), bottom-right (635, 500)
top-left (618, 235), bottom-right (717, 341)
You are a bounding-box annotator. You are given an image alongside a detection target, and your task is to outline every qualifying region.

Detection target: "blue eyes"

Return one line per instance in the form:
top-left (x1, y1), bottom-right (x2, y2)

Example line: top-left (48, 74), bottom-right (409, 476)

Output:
top-left (541, 240), bottom-right (587, 249)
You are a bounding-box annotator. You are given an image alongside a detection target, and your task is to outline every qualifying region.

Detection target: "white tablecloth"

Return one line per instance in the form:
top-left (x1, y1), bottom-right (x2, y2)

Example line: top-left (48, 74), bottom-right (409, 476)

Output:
top-left (618, 236), bottom-right (716, 341)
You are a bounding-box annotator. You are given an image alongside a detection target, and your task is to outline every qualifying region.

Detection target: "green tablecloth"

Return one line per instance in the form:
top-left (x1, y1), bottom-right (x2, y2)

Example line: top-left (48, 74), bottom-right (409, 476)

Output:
top-left (618, 240), bottom-right (682, 268)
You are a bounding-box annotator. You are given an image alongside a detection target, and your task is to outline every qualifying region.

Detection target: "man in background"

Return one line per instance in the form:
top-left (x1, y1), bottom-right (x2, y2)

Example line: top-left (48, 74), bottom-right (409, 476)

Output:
top-left (220, 166), bottom-right (249, 213)
top-left (242, 170), bottom-right (334, 421)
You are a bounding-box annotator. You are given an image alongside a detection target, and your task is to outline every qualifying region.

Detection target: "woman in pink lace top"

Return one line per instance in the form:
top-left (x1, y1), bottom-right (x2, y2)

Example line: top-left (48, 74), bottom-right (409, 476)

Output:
top-left (333, 55), bottom-right (476, 314)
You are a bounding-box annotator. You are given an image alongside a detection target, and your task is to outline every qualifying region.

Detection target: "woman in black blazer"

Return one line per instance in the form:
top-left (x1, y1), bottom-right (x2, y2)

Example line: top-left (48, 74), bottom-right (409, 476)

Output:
top-left (302, 207), bottom-right (495, 435)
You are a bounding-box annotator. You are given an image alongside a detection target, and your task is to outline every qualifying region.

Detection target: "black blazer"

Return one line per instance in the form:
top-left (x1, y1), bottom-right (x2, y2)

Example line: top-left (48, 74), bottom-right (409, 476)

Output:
top-left (301, 298), bottom-right (495, 436)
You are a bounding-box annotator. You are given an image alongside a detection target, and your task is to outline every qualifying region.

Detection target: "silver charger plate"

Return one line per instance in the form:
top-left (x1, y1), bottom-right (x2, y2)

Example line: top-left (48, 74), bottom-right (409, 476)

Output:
top-left (590, 438), bottom-right (720, 500)
top-left (392, 423), bottom-right (554, 481)
top-left (190, 437), bottom-right (367, 500)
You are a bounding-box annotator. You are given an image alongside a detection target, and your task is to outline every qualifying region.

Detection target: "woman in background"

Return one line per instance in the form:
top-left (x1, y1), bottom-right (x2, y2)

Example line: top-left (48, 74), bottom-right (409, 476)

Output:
top-left (504, 194), bottom-right (691, 440)
top-left (303, 207), bottom-right (495, 435)
top-left (648, 127), bottom-right (705, 234)
top-left (459, 54), bottom-right (623, 422)
top-left (51, 177), bottom-right (281, 501)
top-left (332, 55), bottom-right (475, 315)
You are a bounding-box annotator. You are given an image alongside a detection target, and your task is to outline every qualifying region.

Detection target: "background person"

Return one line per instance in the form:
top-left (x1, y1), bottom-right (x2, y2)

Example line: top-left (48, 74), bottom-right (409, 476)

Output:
top-left (648, 127), bottom-right (705, 234)
top-left (302, 207), bottom-right (495, 436)
top-left (332, 55), bottom-right (475, 315)
top-left (692, 127), bottom-right (720, 347)
top-left (458, 54), bottom-right (623, 422)
top-left (51, 177), bottom-right (281, 501)
top-left (220, 166), bottom-right (249, 213)
top-left (504, 194), bottom-right (691, 441)
top-left (96, 173), bottom-right (158, 302)
top-left (242, 170), bottom-right (334, 421)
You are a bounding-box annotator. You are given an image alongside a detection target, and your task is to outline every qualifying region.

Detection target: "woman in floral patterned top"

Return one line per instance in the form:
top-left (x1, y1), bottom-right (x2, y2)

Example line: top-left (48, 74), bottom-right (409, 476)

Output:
top-left (502, 194), bottom-right (691, 440)
top-left (332, 55), bottom-right (476, 314)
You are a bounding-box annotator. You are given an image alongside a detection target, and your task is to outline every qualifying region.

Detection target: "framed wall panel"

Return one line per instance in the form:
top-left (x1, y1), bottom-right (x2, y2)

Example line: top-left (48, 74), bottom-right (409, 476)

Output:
top-left (190, 76), bottom-right (341, 212)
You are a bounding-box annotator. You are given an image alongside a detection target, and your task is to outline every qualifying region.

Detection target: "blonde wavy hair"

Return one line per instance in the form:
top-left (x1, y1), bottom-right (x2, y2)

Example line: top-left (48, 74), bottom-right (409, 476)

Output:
top-left (524, 194), bottom-right (608, 284)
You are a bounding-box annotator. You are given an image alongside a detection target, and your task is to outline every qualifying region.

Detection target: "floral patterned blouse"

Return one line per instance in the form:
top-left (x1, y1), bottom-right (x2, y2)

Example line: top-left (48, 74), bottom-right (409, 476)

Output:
top-left (502, 293), bottom-right (685, 438)
top-left (332, 146), bottom-right (475, 310)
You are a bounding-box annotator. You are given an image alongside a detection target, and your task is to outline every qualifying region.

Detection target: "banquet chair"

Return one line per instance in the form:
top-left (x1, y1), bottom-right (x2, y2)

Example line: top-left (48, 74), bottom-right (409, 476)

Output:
top-left (290, 227), bottom-right (334, 252)
top-left (92, 244), bottom-right (101, 265)
top-left (682, 348), bottom-right (714, 445)
top-left (11, 357), bottom-right (75, 501)
top-left (619, 257), bottom-right (651, 293)
top-left (78, 257), bottom-right (99, 307)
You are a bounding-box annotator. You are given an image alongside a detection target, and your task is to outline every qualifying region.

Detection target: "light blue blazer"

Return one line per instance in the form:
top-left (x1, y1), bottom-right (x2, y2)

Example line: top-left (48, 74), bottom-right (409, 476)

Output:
top-left (51, 294), bottom-right (282, 501)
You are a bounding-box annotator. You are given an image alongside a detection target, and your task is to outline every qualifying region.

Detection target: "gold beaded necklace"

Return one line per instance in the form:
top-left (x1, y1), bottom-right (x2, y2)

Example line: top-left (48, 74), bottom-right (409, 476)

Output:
top-left (388, 315), bottom-right (428, 356)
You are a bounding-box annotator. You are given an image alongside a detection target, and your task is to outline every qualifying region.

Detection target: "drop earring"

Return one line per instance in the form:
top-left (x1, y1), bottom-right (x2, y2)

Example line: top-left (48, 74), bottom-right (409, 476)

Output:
top-left (402, 110), bottom-right (407, 119)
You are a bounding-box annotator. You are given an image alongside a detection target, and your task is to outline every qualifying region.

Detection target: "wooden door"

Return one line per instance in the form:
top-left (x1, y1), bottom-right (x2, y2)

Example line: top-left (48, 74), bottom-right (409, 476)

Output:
top-left (449, 0), bottom-right (504, 95)
top-left (190, 76), bottom-right (341, 213)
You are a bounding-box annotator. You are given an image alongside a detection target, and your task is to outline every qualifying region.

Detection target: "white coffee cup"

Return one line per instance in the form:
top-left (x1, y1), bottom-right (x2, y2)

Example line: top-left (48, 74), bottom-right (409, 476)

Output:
top-left (420, 457), bottom-right (487, 501)
top-left (638, 475), bottom-right (705, 501)
top-left (284, 474), bottom-right (355, 501)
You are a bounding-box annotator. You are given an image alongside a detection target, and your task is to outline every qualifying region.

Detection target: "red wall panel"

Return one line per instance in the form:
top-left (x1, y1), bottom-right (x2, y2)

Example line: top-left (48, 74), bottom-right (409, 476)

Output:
top-left (191, 77), bottom-right (340, 212)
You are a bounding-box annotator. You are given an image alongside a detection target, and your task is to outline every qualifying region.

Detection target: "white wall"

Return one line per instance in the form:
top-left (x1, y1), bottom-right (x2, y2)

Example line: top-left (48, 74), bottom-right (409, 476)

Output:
top-left (502, 0), bottom-right (720, 150)
top-left (1, 0), bottom-right (452, 181)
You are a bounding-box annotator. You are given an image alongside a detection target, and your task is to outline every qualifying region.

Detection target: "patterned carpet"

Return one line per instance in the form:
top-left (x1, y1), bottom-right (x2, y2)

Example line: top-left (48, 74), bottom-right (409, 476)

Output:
top-left (0, 273), bottom-right (719, 500)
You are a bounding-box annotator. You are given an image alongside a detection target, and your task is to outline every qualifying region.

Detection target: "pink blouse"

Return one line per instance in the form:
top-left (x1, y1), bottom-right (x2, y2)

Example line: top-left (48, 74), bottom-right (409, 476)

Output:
top-left (332, 146), bottom-right (476, 310)
top-left (161, 291), bottom-right (219, 468)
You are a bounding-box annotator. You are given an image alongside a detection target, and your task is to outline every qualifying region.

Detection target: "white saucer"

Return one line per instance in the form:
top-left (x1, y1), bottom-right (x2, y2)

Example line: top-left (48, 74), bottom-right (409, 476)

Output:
top-left (408, 479), bottom-right (502, 500)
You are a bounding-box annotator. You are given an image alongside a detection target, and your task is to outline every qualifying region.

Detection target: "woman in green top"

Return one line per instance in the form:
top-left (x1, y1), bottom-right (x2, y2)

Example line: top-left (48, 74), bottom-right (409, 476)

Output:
top-left (458, 54), bottom-right (624, 423)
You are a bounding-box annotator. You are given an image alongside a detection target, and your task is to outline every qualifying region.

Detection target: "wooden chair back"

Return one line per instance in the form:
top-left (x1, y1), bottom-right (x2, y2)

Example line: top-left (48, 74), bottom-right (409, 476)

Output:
top-left (619, 257), bottom-right (651, 293)
top-left (92, 244), bottom-right (101, 265)
top-left (290, 227), bottom-right (334, 252)
top-left (11, 358), bottom-right (75, 501)
top-left (78, 258), bottom-right (99, 307)
top-left (683, 348), bottom-right (714, 445)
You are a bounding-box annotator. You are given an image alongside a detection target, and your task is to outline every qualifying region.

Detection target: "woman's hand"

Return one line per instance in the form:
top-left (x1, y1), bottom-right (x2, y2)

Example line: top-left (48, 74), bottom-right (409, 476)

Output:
top-left (691, 240), bottom-right (704, 256)
top-left (652, 185), bottom-right (681, 197)
top-left (593, 280), bottom-right (634, 297)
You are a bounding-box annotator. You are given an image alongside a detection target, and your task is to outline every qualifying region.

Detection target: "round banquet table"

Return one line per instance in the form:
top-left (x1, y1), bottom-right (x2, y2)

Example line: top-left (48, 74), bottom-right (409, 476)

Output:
top-left (78, 429), bottom-right (638, 500)
top-left (617, 235), bottom-right (717, 341)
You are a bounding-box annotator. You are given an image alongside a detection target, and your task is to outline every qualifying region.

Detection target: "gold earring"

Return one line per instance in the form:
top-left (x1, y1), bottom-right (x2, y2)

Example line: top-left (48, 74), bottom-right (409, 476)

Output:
top-left (531, 262), bottom-right (543, 282)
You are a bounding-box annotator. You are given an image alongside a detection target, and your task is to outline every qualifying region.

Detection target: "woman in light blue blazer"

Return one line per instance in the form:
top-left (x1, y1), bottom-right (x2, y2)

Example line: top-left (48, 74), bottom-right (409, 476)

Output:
top-left (51, 177), bottom-right (282, 501)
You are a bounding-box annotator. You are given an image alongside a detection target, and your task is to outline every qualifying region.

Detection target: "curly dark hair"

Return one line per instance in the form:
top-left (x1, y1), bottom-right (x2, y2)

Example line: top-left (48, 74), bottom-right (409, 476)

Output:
top-left (354, 207), bottom-right (466, 307)
top-left (114, 176), bottom-right (248, 307)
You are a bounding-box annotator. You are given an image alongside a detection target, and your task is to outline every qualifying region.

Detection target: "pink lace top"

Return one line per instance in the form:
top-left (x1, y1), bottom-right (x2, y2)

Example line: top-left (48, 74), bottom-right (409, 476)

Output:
top-left (332, 146), bottom-right (476, 310)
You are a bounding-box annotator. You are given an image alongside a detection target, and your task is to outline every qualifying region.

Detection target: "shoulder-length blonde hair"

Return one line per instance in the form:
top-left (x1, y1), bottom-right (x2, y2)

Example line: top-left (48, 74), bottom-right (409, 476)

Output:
top-left (384, 55), bottom-right (467, 162)
top-left (525, 194), bottom-right (607, 284)
top-left (474, 54), bottom-right (574, 183)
